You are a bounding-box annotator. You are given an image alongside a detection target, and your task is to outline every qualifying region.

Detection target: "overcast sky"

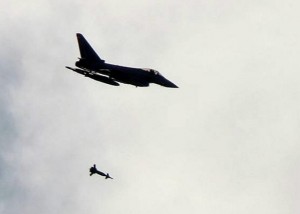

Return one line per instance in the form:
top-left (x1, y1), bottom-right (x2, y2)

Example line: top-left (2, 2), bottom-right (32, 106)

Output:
top-left (1, 0), bottom-right (300, 213)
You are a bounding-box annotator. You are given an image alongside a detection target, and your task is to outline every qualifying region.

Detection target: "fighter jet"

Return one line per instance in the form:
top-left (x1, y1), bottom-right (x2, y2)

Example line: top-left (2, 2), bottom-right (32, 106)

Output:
top-left (89, 164), bottom-right (113, 179)
top-left (66, 33), bottom-right (178, 88)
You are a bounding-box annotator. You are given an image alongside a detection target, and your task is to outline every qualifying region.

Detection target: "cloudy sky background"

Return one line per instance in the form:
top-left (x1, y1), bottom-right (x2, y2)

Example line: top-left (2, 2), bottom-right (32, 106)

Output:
top-left (1, 0), bottom-right (300, 213)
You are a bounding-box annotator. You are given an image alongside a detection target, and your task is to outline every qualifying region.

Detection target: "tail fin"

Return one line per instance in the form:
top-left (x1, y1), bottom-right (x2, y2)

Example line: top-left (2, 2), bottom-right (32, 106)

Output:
top-left (76, 33), bottom-right (105, 63)
top-left (89, 164), bottom-right (97, 176)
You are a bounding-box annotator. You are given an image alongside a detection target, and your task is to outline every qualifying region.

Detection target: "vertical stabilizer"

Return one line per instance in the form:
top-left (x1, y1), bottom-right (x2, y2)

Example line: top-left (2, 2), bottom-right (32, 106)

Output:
top-left (76, 33), bottom-right (104, 63)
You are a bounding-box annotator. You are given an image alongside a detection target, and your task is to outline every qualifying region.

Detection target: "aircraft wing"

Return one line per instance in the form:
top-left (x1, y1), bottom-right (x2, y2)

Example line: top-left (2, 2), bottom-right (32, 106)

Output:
top-left (76, 33), bottom-right (104, 64)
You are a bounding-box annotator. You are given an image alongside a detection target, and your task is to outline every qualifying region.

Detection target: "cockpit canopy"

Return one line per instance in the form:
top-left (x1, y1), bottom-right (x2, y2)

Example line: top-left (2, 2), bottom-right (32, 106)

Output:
top-left (142, 68), bottom-right (161, 76)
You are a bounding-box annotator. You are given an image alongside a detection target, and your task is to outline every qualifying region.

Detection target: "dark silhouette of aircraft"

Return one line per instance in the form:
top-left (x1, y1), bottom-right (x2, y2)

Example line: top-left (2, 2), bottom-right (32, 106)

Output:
top-left (89, 164), bottom-right (113, 179)
top-left (66, 33), bottom-right (178, 88)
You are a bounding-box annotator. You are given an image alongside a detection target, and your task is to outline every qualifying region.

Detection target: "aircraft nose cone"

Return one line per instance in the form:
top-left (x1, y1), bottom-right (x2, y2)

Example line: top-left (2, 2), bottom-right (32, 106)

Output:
top-left (165, 81), bottom-right (178, 88)
top-left (156, 76), bottom-right (178, 88)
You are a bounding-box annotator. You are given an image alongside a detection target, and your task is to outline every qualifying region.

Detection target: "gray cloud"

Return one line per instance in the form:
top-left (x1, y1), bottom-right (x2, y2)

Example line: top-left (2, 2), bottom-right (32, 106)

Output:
top-left (1, 0), bottom-right (300, 213)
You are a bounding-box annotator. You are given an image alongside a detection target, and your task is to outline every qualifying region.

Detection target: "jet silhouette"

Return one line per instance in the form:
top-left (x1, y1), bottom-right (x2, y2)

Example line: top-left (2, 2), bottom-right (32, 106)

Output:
top-left (66, 33), bottom-right (178, 88)
top-left (89, 164), bottom-right (113, 179)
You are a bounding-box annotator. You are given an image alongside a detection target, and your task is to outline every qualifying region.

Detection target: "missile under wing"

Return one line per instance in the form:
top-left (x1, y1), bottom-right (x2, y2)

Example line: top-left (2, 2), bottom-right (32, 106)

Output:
top-left (66, 33), bottom-right (178, 88)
